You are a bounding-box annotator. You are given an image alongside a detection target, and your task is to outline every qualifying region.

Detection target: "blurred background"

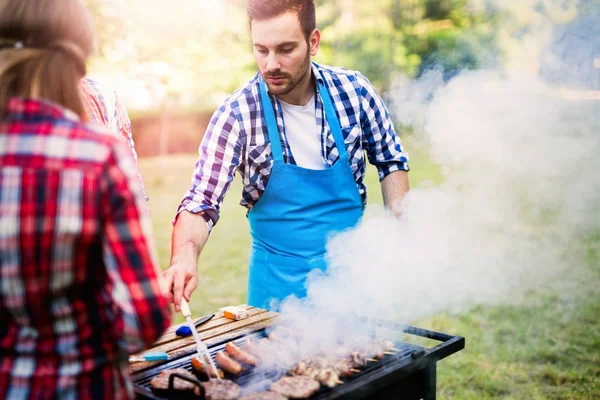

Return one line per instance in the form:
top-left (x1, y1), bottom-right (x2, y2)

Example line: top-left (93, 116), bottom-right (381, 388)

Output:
top-left (82, 0), bottom-right (600, 156)
top-left (81, 1), bottom-right (599, 398)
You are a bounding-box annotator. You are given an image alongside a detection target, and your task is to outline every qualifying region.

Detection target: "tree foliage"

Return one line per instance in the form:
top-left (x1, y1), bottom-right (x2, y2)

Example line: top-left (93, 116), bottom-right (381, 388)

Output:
top-left (83, 0), bottom-right (595, 111)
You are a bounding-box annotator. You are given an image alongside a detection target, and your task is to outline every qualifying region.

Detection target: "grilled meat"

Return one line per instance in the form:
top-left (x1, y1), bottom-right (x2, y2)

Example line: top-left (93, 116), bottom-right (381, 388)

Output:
top-left (270, 376), bottom-right (320, 399)
top-left (332, 359), bottom-right (354, 378)
top-left (225, 342), bottom-right (259, 366)
top-left (289, 362), bottom-right (342, 388)
top-left (150, 368), bottom-right (201, 396)
top-left (242, 338), bottom-right (262, 359)
top-left (216, 351), bottom-right (243, 375)
top-left (201, 379), bottom-right (241, 400)
top-left (191, 355), bottom-right (225, 380)
top-left (289, 361), bottom-right (307, 376)
top-left (379, 339), bottom-right (395, 351)
top-left (239, 392), bottom-right (287, 400)
top-left (316, 368), bottom-right (340, 388)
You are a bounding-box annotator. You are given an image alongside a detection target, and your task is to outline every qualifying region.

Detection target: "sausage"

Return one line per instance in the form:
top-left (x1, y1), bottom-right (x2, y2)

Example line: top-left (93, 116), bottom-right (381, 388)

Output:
top-left (242, 338), bottom-right (262, 359)
top-left (225, 342), bottom-right (258, 366)
top-left (191, 355), bottom-right (225, 380)
top-left (215, 351), bottom-right (243, 375)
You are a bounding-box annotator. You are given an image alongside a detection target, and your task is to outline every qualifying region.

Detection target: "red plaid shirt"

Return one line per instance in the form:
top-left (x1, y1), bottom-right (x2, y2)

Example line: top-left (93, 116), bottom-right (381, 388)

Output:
top-left (80, 78), bottom-right (148, 201)
top-left (0, 98), bottom-right (171, 400)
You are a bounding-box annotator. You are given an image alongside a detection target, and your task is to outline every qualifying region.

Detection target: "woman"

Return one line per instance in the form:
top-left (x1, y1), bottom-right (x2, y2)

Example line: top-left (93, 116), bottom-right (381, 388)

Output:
top-left (0, 1), bottom-right (171, 399)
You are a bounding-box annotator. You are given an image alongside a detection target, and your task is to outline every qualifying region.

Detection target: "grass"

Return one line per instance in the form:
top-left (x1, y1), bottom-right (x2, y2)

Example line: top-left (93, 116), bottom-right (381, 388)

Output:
top-left (138, 138), bottom-right (599, 399)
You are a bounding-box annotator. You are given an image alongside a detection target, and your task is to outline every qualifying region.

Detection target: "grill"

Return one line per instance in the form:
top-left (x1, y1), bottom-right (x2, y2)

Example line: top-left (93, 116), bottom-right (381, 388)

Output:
top-left (133, 318), bottom-right (464, 400)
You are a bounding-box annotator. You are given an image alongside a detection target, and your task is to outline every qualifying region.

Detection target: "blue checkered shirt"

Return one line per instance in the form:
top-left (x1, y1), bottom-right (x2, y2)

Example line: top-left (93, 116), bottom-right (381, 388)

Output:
top-left (178, 62), bottom-right (410, 228)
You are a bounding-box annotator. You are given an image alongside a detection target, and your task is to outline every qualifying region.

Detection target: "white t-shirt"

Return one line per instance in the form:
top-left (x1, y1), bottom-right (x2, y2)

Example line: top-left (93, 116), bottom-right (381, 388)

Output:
top-left (279, 95), bottom-right (327, 170)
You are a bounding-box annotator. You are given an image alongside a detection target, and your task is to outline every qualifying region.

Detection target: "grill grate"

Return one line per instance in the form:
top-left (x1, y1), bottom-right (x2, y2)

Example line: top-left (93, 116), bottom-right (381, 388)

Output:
top-left (133, 320), bottom-right (464, 400)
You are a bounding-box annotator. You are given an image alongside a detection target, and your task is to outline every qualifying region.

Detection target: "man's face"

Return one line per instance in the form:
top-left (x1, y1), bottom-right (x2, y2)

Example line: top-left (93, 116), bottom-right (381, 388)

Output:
top-left (251, 11), bottom-right (320, 96)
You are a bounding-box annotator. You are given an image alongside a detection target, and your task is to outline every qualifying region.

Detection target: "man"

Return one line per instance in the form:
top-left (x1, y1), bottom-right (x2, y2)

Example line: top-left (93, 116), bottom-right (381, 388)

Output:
top-left (164, 0), bottom-right (409, 311)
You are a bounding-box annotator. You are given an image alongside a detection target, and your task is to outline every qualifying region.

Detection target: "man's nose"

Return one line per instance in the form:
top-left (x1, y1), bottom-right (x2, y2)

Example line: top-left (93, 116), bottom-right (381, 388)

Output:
top-left (266, 54), bottom-right (281, 71)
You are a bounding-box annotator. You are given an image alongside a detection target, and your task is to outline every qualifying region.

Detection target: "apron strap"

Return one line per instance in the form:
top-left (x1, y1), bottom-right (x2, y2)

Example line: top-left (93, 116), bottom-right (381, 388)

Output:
top-left (259, 79), bottom-right (284, 162)
top-left (317, 77), bottom-right (348, 159)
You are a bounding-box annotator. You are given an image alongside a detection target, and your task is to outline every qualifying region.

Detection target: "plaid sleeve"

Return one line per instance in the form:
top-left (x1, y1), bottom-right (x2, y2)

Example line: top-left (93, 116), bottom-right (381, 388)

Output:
top-left (101, 138), bottom-right (171, 353)
top-left (113, 91), bottom-right (149, 202)
top-left (175, 103), bottom-right (243, 228)
top-left (356, 73), bottom-right (410, 180)
top-left (113, 92), bottom-right (137, 162)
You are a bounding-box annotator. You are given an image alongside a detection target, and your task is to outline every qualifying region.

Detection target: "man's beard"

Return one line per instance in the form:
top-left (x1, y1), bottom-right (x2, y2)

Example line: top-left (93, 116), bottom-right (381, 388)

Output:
top-left (265, 51), bottom-right (311, 96)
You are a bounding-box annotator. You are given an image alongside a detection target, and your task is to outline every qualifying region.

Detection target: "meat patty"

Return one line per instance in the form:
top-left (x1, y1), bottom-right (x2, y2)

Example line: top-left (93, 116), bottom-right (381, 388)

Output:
top-left (239, 392), bottom-right (287, 400)
top-left (150, 368), bottom-right (201, 396)
top-left (201, 379), bottom-right (241, 400)
top-left (270, 376), bottom-right (320, 399)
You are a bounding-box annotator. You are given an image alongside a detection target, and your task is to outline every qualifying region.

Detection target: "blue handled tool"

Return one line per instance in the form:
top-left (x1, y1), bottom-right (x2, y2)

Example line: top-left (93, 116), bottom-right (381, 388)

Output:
top-left (175, 313), bottom-right (215, 337)
top-left (129, 351), bottom-right (169, 362)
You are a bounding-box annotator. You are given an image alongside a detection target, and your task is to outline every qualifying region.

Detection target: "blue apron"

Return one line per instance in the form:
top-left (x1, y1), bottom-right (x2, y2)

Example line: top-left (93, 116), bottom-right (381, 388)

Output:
top-left (247, 77), bottom-right (363, 310)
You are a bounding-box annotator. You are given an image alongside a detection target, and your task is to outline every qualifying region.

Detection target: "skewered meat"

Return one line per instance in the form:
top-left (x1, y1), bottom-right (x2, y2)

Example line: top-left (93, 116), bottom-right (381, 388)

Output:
top-left (302, 366), bottom-right (320, 381)
top-left (191, 355), bottom-right (225, 379)
top-left (332, 359), bottom-right (354, 378)
top-left (349, 351), bottom-right (368, 368)
top-left (201, 379), bottom-right (241, 400)
top-left (216, 351), bottom-right (243, 375)
top-left (239, 392), bottom-right (287, 400)
top-left (317, 368), bottom-right (340, 388)
top-left (369, 343), bottom-right (385, 360)
top-left (289, 362), bottom-right (342, 388)
top-left (225, 342), bottom-right (259, 366)
top-left (379, 339), bottom-right (395, 351)
top-left (289, 361), bottom-right (307, 376)
top-left (150, 368), bottom-right (201, 397)
top-left (270, 376), bottom-right (320, 399)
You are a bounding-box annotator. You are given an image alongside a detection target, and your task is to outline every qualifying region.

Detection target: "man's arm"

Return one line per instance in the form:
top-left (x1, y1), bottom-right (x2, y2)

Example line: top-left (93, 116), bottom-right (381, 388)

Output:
top-left (356, 72), bottom-right (410, 215)
top-left (164, 211), bottom-right (210, 312)
top-left (381, 170), bottom-right (409, 217)
top-left (163, 103), bottom-right (242, 310)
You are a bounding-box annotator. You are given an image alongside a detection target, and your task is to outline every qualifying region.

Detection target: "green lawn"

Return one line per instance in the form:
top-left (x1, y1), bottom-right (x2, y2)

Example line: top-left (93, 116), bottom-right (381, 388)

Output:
top-left (138, 139), bottom-right (599, 399)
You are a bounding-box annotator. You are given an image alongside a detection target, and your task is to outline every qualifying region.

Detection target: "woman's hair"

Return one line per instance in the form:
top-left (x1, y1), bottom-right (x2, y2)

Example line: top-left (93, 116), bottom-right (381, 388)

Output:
top-left (0, 0), bottom-right (95, 118)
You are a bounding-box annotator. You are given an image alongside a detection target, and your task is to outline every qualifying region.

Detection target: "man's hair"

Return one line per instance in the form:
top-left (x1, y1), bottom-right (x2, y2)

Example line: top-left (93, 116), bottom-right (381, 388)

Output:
top-left (0, 0), bottom-right (95, 119)
top-left (247, 0), bottom-right (316, 41)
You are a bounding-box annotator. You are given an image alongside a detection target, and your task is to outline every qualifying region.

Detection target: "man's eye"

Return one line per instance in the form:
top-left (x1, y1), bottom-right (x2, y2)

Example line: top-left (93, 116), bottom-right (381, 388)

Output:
top-left (280, 48), bottom-right (293, 54)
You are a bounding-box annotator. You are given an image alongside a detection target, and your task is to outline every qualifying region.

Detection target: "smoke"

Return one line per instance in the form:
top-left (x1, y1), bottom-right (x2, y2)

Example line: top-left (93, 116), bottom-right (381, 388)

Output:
top-left (253, 0), bottom-right (599, 368)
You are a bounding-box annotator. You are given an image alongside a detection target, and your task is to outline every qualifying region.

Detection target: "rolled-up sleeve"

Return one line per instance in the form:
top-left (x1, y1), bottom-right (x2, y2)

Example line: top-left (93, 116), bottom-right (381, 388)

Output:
top-left (357, 73), bottom-right (409, 180)
top-left (175, 104), bottom-right (243, 229)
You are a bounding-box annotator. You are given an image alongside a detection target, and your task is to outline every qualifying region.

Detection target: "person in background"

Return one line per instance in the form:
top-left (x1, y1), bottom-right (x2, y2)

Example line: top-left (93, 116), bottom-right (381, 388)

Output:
top-left (164, 0), bottom-right (410, 312)
top-left (80, 78), bottom-right (149, 201)
top-left (0, 0), bottom-right (171, 399)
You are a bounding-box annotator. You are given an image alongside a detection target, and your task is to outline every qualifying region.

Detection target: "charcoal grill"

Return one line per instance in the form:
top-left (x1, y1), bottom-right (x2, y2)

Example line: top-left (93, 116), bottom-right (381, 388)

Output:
top-left (133, 318), bottom-right (464, 400)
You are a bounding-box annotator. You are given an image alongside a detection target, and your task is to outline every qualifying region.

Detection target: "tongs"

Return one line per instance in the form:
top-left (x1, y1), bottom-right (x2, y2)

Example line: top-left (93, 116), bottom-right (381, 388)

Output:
top-left (180, 299), bottom-right (221, 379)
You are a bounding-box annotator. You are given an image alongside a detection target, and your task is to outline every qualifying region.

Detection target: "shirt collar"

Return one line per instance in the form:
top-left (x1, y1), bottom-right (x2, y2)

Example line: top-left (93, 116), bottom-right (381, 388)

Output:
top-left (5, 97), bottom-right (80, 122)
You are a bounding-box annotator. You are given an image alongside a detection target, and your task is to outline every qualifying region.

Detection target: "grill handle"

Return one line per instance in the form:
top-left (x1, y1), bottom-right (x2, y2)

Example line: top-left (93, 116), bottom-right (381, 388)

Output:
top-left (167, 372), bottom-right (205, 399)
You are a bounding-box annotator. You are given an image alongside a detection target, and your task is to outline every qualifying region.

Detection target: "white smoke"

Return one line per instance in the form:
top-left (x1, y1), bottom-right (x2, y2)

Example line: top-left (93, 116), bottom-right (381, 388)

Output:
top-left (257, 0), bottom-right (599, 367)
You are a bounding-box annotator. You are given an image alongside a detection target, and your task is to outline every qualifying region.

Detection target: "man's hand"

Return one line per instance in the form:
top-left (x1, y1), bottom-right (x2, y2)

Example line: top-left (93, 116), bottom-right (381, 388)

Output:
top-left (162, 260), bottom-right (198, 312)
top-left (168, 210), bottom-right (211, 312)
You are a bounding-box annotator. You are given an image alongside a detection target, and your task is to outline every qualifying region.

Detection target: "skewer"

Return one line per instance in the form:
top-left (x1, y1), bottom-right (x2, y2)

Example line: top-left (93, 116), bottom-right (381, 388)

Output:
top-left (390, 348), bottom-right (400, 352)
top-left (350, 368), bottom-right (361, 373)
top-left (334, 379), bottom-right (344, 384)
top-left (367, 358), bottom-right (378, 363)
top-left (383, 351), bottom-right (395, 355)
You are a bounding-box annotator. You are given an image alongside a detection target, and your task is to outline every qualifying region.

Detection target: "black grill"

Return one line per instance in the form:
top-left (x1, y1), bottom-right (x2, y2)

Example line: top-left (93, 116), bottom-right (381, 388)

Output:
top-left (133, 319), bottom-right (465, 400)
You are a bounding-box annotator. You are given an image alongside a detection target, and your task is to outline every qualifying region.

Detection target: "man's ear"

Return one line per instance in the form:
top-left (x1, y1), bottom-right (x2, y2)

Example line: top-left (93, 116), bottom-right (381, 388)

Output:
top-left (309, 29), bottom-right (321, 56)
